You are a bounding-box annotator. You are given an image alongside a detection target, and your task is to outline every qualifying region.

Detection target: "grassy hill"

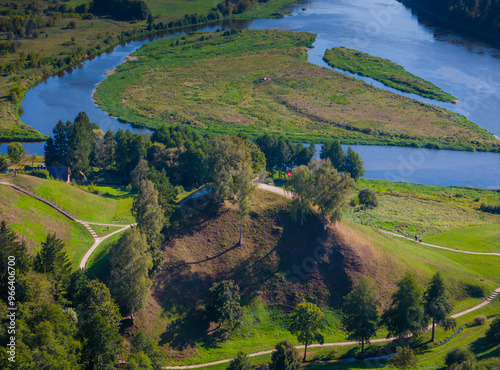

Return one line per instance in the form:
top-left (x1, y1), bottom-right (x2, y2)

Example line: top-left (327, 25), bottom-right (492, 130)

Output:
top-left (94, 30), bottom-right (499, 152)
top-left (0, 183), bottom-right (93, 269)
top-left (4, 175), bottom-right (135, 224)
top-left (126, 189), bottom-right (499, 366)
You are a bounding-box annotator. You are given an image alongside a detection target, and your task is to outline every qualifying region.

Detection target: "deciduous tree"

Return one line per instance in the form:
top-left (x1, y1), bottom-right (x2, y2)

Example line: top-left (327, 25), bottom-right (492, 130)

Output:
top-left (289, 302), bottom-right (325, 361)
top-left (7, 142), bottom-right (25, 166)
top-left (286, 165), bottom-right (314, 226)
top-left (390, 346), bottom-right (418, 369)
top-left (206, 280), bottom-right (243, 331)
top-left (343, 147), bottom-right (364, 181)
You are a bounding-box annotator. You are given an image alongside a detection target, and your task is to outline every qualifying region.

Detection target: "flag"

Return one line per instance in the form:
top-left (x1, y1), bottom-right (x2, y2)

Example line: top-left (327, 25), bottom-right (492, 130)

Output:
top-left (287, 171), bottom-right (292, 177)
top-left (79, 171), bottom-right (84, 176)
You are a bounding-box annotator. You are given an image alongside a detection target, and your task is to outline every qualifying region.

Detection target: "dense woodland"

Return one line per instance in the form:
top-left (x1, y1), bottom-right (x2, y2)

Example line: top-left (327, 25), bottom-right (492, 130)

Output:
top-left (403, 0), bottom-right (500, 37)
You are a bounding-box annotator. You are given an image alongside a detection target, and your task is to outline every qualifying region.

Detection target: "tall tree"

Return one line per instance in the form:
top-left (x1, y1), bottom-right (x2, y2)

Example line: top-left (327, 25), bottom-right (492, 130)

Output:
top-left (233, 162), bottom-right (256, 244)
top-left (34, 233), bottom-right (72, 299)
top-left (320, 141), bottom-right (344, 171)
top-left (109, 228), bottom-right (152, 319)
top-left (312, 159), bottom-right (354, 230)
top-left (77, 279), bottom-right (121, 329)
top-left (293, 142), bottom-right (315, 168)
top-left (286, 165), bottom-right (314, 226)
top-left (80, 313), bottom-right (122, 370)
top-left (0, 155), bottom-right (8, 172)
top-left (129, 331), bottom-right (165, 370)
top-left (269, 340), bottom-right (302, 370)
top-left (343, 147), bottom-right (364, 181)
top-left (206, 280), bottom-right (243, 331)
top-left (7, 142), bottom-right (25, 167)
top-left (381, 273), bottom-right (427, 339)
top-left (342, 277), bottom-right (379, 355)
top-left (131, 159), bottom-right (150, 189)
top-left (132, 180), bottom-right (165, 274)
top-left (289, 302), bottom-right (325, 361)
top-left (424, 272), bottom-right (454, 342)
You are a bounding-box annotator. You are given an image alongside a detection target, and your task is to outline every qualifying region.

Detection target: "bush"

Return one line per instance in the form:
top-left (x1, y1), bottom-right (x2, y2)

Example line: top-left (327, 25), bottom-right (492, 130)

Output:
top-left (445, 347), bottom-right (475, 367)
top-left (472, 315), bottom-right (487, 326)
top-left (270, 340), bottom-right (301, 370)
top-left (349, 195), bottom-right (359, 206)
top-left (358, 188), bottom-right (377, 207)
top-left (480, 203), bottom-right (500, 214)
top-left (390, 346), bottom-right (417, 369)
top-left (464, 283), bottom-right (488, 298)
top-left (227, 352), bottom-right (253, 370)
top-left (485, 317), bottom-right (500, 345)
top-left (26, 169), bottom-right (50, 179)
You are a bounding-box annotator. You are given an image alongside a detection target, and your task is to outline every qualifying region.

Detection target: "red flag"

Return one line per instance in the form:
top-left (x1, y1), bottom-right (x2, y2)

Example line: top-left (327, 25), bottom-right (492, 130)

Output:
top-left (287, 171), bottom-right (292, 177)
top-left (79, 171), bottom-right (84, 175)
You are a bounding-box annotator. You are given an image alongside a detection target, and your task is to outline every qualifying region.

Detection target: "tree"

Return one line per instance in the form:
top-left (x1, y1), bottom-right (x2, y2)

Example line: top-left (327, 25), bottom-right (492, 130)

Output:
top-left (77, 279), bottom-right (121, 329)
top-left (289, 302), bottom-right (325, 361)
top-left (34, 233), bottom-right (72, 299)
top-left (109, 228), bottom-right (152, 319)
top-left (342, 277), bottom-right (379, 355)
top-left (129, 331), bottom-right (165, 370)
top-left (312, 159), bottom-right (354, 230)
top-left (7, 142), bottom-right (25, 166)
top-left (233, 161), bottom-right (256, 244)
top-left (320, 141), bottom-right (344, 171)
top-left (132, 180), bottom-right (165, 274)
top-left (80, 313), bottom-right (122, 370)
top-left (69, 111), bottom-right (96, 175)
top-left (269, 340), bottom-right (301, 370)
top-left (287, 165), bottom-right (314, 226)
top-left (390, 346), bottom-right (418, 369)
top-left (486, 317), bottom-right (500, 344)
top-left (0, 155), bottom-right (7, 172)
top-left (206, 280), bottom-right (243, 331)
top-left (358, 188), bottom-right (377, 207)
top-left (381, 273), bottom-right (427, 339)
top-left (227, 352), bottom-right (253, 370)
top-left (343, 147), bottom-right (364, 181)
top-left (131, 159), bottom-right (150, 189)
top-left (424, 272), bottom-right (454, 342)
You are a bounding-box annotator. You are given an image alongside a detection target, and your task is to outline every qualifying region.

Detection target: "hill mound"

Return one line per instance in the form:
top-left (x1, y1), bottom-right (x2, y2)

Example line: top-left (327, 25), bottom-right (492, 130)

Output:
top-left (132, 189), bottom-right (498, 362)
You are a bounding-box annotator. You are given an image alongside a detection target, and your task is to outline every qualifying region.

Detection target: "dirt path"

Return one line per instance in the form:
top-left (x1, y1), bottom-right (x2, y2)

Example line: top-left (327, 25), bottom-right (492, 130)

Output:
top-left (162, 288), bottom-right (500, 369)
top-left (0, 181), bottom-right (135, 270)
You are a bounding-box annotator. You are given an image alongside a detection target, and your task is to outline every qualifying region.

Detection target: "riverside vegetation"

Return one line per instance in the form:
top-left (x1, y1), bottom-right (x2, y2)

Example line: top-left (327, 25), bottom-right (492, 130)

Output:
top-left (322, 47), bottom-right (457, 103)
top-left (94, 29), bottom-right (499, 152)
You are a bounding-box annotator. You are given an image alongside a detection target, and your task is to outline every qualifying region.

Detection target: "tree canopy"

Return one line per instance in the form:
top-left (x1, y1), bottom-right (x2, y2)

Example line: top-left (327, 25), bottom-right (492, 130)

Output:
top-left (289, 302), bottom-right (325, 361)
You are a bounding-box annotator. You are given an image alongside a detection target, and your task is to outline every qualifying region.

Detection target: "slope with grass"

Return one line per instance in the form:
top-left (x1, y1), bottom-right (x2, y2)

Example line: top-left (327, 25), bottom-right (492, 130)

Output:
top-left (94, 30), bottom-right (499, 152)
top-left (4, 175), bottom-right (135, 224)
top-left (124, 189), bottom-right (500, 366)
top-left (323, 47), bottom-right (457, 103)
top-left (0, 183), bottom-right (93, 269)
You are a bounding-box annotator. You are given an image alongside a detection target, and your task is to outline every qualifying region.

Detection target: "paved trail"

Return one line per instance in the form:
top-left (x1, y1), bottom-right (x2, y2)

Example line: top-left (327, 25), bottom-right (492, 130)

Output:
top-left (0, 181), bottom-right (134, 270)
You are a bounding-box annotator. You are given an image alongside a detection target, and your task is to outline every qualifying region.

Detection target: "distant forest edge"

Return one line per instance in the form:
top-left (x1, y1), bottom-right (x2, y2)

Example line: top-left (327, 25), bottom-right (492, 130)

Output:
top-left (399, 0), bottom-right (500, 41)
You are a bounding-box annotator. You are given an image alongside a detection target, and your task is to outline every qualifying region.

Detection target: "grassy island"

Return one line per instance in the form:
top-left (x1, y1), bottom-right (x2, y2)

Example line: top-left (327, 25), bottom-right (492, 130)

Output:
top-left (323, 47), bottom-right (457, 103)
top-left (95, 30), bottom-right (499, 152)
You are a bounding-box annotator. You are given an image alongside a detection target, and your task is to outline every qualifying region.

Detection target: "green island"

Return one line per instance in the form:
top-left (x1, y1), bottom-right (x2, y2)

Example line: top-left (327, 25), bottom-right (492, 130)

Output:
top-left (323, 47), bottom-right (457, 103)
top-left (94, 30), bottom-right (499, 152)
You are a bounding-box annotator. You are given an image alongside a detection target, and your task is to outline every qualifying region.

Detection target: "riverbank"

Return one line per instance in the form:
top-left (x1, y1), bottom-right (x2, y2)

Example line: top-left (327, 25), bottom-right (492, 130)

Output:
top-left (94, 29), bottom-right (500, 152)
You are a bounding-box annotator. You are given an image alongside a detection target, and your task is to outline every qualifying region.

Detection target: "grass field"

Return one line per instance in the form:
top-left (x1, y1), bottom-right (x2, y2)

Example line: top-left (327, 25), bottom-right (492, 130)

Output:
top-left (91, 224), bottom-right (124, 237)
top-left (5, 175), bottom-right (135, 224)
top-left (323, 47), bottom-right (457, 103)
top-left (345, 179), bottom-right (500, 239)
top-left (0, 184), bottom-right (93, 269)
top-left (94, 30), bottom-right (499, 152)
top-left (85, 231), bottom-right (123, 281)
top-left (125, 189), bottom-right (500, 366)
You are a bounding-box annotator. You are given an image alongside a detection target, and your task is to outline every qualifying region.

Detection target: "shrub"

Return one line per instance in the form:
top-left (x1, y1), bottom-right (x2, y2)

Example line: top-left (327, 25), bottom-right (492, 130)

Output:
top-left (227, 352), bottom-right (253, 370)
top-left (26, 169), bottom-right (50, 179)
top-left (485, 317), bottom-right (500, 345)
top-left (358, 188), bottom-right (377, 207)
top-left (390, 346), bottom-right (417, 369)
top-left (445, 347), bottom-right (475, 367)
top-left (472, 315), bottom-right (487, 326)
top-left (480, 203), bottom-right (500, 214)
top-left (269, 340), bottom-right (301, 370)
top-left (464, 283), bottom-right (487, 298)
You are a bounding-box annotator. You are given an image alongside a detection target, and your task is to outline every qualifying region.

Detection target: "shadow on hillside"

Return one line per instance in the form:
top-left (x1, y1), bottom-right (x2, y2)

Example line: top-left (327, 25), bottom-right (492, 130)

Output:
top-left (471, 332), bottom-right (500, 361)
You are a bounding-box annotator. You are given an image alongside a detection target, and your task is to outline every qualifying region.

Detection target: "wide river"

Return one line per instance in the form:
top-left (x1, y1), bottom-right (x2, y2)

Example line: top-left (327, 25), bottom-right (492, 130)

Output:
top-left (2, 0), bottom-right (500, 188)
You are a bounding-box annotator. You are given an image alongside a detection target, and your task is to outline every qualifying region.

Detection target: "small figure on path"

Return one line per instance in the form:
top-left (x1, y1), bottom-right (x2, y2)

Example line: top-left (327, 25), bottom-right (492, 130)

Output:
top-left (419, 237), bottom-right (422, 243)
top-left (405, 232), bottom-right (408, 238)
top-left (415, 235), bottom-right (418, 241)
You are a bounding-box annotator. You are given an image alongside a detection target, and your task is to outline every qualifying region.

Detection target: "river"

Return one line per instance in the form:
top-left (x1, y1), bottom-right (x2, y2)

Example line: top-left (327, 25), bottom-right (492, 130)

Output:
top-left (1, 0), bottom-right (499, 188)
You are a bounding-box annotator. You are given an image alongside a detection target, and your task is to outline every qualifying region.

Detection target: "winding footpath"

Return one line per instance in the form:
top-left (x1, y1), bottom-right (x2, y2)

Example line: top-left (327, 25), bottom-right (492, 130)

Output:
top-left (0, 181), bottom-right (135, 270)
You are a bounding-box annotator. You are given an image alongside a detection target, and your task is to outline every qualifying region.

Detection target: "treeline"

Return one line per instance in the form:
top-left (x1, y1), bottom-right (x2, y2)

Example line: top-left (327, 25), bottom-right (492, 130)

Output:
top-left (0, 221), bottom-right (164, 368)
top-left (403, 0), bottom-right (500, 37)
top-left (90, 0), bottom-right (150, 21)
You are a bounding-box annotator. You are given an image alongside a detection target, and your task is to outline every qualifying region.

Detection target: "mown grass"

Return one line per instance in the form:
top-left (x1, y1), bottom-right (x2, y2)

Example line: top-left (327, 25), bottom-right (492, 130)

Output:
top-left (95, 30), bottom-right (499, 152)
top-left (345, 179), bottom-right (500, 239)
top-left (85, 231), bottom-right (123, 282)
top-left (323, 47), bottom-right (457, 103)
top-left (0, 184), bottom-right (93, 270)
top-left (426, 224), bottom-right (500, 253)
top-left (91, 224), bottom-right (124, 237)
top-left (5, 175), bottom-right (135, 224)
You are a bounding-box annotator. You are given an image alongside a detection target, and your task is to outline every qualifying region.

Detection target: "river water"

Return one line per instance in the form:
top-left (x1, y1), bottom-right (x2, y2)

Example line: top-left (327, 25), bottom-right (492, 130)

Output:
top-left (2, 0), bottom-right (499, 188)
